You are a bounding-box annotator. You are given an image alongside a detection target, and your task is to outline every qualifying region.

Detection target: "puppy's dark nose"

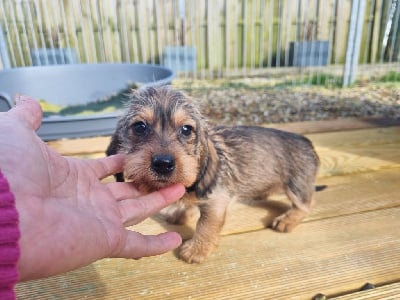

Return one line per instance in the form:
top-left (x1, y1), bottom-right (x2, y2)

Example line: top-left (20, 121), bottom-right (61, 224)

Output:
top-left (151, 154), bottom-right (176, 175)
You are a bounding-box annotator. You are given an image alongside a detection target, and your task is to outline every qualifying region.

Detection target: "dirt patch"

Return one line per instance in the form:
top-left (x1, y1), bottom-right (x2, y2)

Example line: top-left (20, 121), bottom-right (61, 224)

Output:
top-left (178, 83), bottom-right (400, 126)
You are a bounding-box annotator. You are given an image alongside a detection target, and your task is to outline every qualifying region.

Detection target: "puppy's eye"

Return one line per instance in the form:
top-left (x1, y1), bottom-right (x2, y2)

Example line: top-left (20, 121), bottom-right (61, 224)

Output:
top-left (132, 121), bottom-right (149, 136)
top-left (180, 125), bottom-right (193, 137)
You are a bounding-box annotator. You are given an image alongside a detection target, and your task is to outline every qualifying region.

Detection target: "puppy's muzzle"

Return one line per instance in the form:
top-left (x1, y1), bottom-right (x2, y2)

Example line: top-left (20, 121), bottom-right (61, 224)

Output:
top-left (151, 154), bottom-right (176, 176)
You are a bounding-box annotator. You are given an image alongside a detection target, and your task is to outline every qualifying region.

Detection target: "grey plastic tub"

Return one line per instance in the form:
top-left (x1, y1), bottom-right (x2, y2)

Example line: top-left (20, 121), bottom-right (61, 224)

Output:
top-left (0, 63), bottom-right (174, 140)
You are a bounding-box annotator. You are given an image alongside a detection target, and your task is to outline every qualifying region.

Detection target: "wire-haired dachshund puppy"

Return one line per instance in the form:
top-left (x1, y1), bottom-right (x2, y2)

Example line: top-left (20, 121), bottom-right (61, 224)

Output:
top-left (106, 86), bottom-right (320, 263)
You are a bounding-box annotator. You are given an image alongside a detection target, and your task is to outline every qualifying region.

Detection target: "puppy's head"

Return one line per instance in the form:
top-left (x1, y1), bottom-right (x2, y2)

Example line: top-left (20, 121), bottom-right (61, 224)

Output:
top-left (112, 86), bottom-right (212, 193)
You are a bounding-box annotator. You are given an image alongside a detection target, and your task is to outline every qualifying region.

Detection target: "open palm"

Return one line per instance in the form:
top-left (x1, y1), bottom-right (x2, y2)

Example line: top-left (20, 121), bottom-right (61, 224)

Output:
top-left (0, 96), bottom-right (184, 281)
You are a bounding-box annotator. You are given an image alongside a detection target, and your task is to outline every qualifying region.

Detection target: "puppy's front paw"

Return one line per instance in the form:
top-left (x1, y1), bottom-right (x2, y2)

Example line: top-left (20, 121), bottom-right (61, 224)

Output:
top-left (179, 239), bottom-right (216, 263)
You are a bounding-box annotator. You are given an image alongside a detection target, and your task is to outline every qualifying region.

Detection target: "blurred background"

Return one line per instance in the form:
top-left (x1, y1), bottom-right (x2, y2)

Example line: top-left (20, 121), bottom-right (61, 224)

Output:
top-left (0, 0), bottom-right (399, 84)
top-left (0, 0), bottom-right (399, 129)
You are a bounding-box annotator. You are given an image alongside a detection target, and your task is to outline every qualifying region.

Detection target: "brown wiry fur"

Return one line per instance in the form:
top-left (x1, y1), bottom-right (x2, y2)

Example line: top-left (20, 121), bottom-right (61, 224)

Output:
top-left (106, 86), bottom-right (320, 263)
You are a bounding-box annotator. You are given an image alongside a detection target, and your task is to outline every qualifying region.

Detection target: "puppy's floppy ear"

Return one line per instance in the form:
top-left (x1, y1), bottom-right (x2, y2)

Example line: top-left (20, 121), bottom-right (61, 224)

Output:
top-left (192, 130), bottom-right (219, 198)
top-left (106, 132), bottom-right (125, 182)
top-left (106, 132), bottom-right (119, 156)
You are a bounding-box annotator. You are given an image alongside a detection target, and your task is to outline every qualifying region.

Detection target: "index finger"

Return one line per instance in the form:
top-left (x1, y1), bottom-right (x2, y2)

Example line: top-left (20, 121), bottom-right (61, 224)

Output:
top-left (119, 184), bottom-right (185, 226)
top-left (87, 154), bottom-right (125, 180)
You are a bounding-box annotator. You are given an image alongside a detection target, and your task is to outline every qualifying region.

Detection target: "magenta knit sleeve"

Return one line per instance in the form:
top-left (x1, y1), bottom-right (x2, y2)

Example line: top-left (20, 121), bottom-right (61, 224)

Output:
top-left (0, 170), bottom-right (20, 300)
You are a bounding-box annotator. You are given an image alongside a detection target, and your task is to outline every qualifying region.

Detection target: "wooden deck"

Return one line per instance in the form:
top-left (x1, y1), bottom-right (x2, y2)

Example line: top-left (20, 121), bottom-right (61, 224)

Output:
top-left (16, 119), bottom-right (400, 299)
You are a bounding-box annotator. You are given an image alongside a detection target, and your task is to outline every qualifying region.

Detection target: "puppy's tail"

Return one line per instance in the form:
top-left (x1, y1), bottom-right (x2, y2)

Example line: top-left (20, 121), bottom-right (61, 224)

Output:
top-left (315, 185), bottom-right (327, 192)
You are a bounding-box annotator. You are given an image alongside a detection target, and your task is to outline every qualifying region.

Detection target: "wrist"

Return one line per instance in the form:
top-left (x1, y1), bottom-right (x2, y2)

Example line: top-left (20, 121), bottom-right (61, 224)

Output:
top-left (0, 169), bottom-right (20, 299)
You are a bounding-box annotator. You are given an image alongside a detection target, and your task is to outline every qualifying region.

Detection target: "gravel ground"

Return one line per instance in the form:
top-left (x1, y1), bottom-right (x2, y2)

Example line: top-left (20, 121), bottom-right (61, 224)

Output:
top-left (176, 82), bottom-right (400, 126)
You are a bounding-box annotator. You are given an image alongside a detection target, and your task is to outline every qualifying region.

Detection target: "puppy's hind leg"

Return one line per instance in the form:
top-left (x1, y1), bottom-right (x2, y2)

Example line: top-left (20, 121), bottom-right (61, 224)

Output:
top-left (271, 180), bottom-right (314, 233)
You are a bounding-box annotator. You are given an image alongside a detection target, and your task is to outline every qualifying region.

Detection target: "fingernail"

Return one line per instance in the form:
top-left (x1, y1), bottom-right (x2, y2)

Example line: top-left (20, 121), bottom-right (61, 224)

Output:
top-left (14, 94), bottom-right (31, 105)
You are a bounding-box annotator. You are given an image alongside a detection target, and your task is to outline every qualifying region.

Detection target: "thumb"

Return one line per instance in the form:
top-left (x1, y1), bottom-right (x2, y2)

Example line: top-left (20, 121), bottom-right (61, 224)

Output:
top-left (9, 94), bottom-right (43, 131)
top-left (112, 231), bottom-right (182, 259)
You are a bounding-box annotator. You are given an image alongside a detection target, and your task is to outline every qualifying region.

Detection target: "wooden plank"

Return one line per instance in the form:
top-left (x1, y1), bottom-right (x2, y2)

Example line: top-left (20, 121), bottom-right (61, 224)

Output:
top-left (312, 127), bottom-right (400, 177)
top-left (47, 124), bottom-right (400, 156)
top-left (309, 126), bottom-right (400, 149)
top-left (65, 144), bottom-right (400, 180)
top-left (16, 206), bottom-right (400, 299)
top-left (16, 126), bottom-right (400, 299)
top-left (47, 136), bottom-right (111, 156)
top-left (370, 0), bottom-right (383, 64)
top-left (316, 142), bottom-right (400, 177)
top-left (46, 127), bottom-right (400, 238)
top-left (131, 167), bottom-right (400, 239)
top-left (56, 126), bottom-right (400, 195)
top-left (332, 282), bottom-right (400, 300)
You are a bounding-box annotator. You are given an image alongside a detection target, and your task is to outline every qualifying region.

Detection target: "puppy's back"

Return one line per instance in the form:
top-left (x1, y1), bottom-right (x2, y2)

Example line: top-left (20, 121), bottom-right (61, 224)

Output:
top-left (212, 125), bottom-right (317, 162)
top-left (210, 125), bottom-right (319, 199)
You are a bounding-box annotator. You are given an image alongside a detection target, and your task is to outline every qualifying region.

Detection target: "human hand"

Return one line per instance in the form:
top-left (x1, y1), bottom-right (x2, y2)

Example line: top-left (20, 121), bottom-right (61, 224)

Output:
top-left (0, 95), bottom-right (185, 281)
